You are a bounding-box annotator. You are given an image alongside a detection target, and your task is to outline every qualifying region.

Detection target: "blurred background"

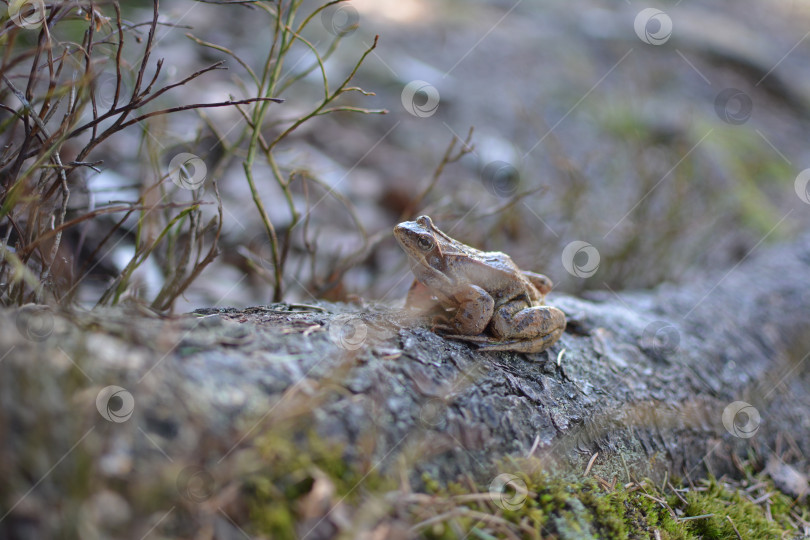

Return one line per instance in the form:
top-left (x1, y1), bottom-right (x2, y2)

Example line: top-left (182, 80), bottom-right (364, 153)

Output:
top-left (5, 0), bottom-right (809, 310)
top-left (3, 4), bottom-right (810, 537)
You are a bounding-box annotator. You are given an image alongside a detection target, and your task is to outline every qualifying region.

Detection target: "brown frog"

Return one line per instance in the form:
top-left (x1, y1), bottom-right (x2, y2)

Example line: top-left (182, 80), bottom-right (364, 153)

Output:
top-left (394, 215), bottom-right (566, 353)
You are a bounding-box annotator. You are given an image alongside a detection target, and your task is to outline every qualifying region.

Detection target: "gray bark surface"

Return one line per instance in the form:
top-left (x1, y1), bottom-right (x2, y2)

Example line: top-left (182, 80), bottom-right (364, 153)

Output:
top-left (1, 235), bottom-right (809, 536)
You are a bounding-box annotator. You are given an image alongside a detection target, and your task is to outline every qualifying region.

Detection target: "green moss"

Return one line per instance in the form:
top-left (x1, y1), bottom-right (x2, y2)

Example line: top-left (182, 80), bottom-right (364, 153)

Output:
top-left (242, 429), bottom-right (806, 539)
top-left (246, 427), bottom-right (394, 538)
top-left (422, 472), bottom-right (442, 494)
top-left (673, 478), bottom-right (786, 539)
top-left (579, 481), bottom-right (628, 537)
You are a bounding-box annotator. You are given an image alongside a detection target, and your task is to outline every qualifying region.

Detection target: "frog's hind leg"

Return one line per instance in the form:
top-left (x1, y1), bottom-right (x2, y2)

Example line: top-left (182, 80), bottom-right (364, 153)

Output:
top-left (449, 284), bottom-right (495, 335)
top-left (489, 302), bottom-right (566, 341)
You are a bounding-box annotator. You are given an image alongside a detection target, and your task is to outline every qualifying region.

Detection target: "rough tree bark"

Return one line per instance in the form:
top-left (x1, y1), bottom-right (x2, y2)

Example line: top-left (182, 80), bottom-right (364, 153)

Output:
top-left (1, 234), bottom-right (809, 535)
top-left (181, 232), bottom-right (810, 485)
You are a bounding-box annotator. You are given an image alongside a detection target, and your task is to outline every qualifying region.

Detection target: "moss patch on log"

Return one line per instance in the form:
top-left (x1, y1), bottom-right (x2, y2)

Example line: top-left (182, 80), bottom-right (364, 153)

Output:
top-left (242, 432), bottom-right (808, 539)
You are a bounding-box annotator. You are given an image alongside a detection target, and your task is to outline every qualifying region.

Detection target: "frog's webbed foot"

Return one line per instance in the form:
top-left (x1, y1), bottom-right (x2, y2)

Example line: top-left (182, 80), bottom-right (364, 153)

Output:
top-left (442, 329), bottom-right (562, 354)
top-left (473, 328), bottom-right (564, 354)
top-left (430, 317), bottom-right (453, 334)
top-left (441, 333), bottom-right (496, 343)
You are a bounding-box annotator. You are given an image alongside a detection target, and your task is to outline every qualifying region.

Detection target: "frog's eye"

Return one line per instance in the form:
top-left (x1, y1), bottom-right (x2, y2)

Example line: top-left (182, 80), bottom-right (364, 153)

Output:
top-left (417, 237), bottom-right (433, 251)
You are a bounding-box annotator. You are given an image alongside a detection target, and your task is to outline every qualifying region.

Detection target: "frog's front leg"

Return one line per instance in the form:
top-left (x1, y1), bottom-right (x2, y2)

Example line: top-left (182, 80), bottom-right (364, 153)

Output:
top-left (434, 284), bottom-right (494, 335)
top-left (405, 279), bottom-right (439, 311)
top-left (485, 299), bottom-right (566, 352)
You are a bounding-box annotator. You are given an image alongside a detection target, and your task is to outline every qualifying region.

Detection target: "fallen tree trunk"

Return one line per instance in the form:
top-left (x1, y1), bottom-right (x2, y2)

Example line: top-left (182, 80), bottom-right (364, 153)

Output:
top-left (1, 234), bottom-right (809, 537)
top-left (186, 233), bottom-right (810, 485)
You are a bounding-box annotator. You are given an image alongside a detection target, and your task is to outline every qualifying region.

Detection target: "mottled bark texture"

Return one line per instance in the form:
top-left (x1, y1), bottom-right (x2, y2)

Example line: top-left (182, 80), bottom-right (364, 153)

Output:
top-left (1, 235), bottom-right (809, 518)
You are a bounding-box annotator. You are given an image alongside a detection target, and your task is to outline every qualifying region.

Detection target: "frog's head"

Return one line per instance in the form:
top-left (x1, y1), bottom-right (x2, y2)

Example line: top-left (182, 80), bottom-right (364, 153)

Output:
top-left (394, 215), bottom-right (444, 268)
